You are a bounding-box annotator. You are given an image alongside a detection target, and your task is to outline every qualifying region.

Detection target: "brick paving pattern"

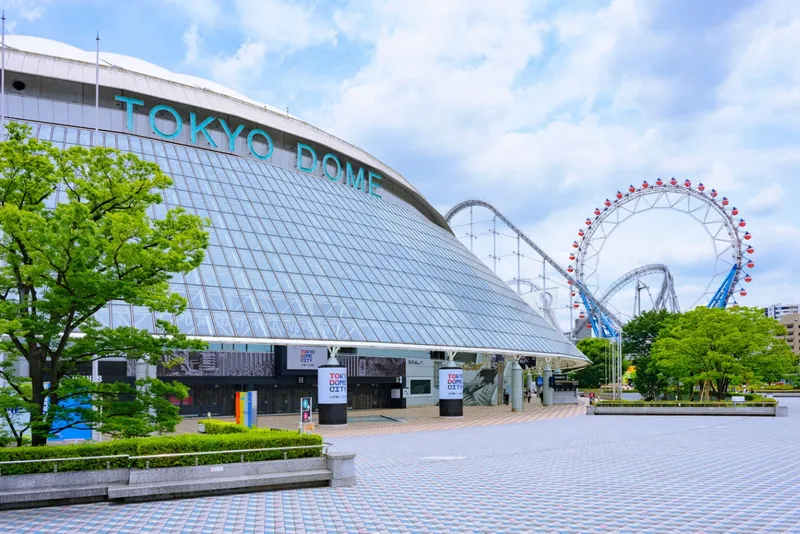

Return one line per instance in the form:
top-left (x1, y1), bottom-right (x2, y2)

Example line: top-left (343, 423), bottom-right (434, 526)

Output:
top-left (175, 401), bottom-right (586, 438)
top-left (2, 399), bottom-right (799, 533)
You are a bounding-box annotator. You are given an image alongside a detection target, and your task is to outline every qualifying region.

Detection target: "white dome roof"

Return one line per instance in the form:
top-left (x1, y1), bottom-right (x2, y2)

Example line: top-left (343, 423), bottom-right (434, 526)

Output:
top-left (3, 35), bottom-right (290, 116)
top-left (0, 35), bottom-right (453, 230)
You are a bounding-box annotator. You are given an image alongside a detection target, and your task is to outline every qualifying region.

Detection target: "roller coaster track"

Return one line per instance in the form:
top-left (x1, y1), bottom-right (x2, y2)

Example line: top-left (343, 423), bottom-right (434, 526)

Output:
top-left (445, 200), bottom-right (624, 335)
top-left (569, 264), bottom-right (679, 338)
top-left (505, 278), bottom-right (560, 332)
top-left (575, 184), bottom-right (743, 309)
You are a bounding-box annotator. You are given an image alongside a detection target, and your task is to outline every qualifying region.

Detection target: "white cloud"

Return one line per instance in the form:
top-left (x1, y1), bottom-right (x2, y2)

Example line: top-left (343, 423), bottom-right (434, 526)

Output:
top-left (233, 0), bottom-right (337, 52)
top-left (170, 0), bottom-right (337, 93)
top-left (165, 0), bottom-right (221, 27)
top-left (8, 0), bottom-right (48, 21)
top-left (309, 0), bottom-right (800, 324)
top-left (325, 0), bottom-right (547, 133)
top-left (746, 184), bottom-right (784, 213)
top-left (158, 0), bottom-right (799, 327)
top-left (182, 23), bottom-right (201, 65)
top-left (209, 40), bottom-right (267, 91)
top-left (3, 0), bottom-right (49, 32)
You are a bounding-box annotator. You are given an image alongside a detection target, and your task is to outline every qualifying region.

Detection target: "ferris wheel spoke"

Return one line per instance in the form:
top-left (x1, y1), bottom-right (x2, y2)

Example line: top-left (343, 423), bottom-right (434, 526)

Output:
top-left (569, 182), bottom-right (746, 315)
top-left (704, 219), bottom-right (727, 230)
top-left (442, 183), bottom-right (748, 335)
top-left (668, 194), bottom-right (684, 209)
top-left (700, 204), bottom-right (713, 223)
top-left (688, 202), bottom-right (709, 216)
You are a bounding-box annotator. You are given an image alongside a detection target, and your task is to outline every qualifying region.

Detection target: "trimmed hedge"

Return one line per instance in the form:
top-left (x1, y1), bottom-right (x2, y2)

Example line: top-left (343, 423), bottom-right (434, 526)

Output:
top-left (0, 439), bottom-right (138, 476)
top-left (202, 419), bottom-right (250, 434)
top-left (725, 394), bottom-right (770, 402)
top-left (132, 431), bottom-right (323, 469)
top-left (596, 400), bottom-right (777, 408)
top-left (755, 385), bottom-right (799, 391)
top-left (0, 431), bottom-right (323, 476)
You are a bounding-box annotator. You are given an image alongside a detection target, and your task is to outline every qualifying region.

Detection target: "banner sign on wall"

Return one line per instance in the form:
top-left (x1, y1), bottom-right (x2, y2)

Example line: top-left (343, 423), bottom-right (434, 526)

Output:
top-left (43, 381), bottom-right (92, 442)
top-left (439, 368), bottom-right (464, 400)
top-left (287, 346), bottom-right (327, 370)
top-left (318, 367), bottom-right (348, 404)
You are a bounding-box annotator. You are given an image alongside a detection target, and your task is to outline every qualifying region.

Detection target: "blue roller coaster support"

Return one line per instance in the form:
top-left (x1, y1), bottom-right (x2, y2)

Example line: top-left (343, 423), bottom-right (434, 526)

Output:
top-left (708, 264), bottom-right (738, 309)
top-left (580, 292), bottom-right (618, 340)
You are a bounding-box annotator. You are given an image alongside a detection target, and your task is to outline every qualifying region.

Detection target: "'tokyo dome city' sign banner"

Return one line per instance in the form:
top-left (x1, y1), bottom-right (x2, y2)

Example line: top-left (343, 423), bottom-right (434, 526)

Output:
top-left (439, 368), bottom-right (464, 400)
top-left (113, 95), bottom-right (384, 198)
top-left (318, 367), bottom-right (348, 404)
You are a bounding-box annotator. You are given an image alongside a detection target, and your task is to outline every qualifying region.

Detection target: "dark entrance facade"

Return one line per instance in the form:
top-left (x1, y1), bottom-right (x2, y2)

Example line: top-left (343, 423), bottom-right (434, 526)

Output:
top-left (176, 378), bottom-right (397, 417)
top-left (152, 348), bottom-right (407, 417)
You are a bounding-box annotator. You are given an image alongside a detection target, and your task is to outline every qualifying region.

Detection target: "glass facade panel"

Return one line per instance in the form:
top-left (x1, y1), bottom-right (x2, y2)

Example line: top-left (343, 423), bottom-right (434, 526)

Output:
top-left (20, 120), bottom-right (584, 360)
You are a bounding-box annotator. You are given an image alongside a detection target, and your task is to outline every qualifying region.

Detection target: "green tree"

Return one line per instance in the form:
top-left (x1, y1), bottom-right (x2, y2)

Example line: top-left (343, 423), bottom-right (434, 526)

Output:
top-left (622, 309), bottom-right (678, 360)
top-left (0, 123), bottom-right (208, 446)
top-left (651, 306), bottom-right (797, 400)
top-left (622, 310), bottom-right (678, 400)
top-left (571, 338), bottom-right (613, 388)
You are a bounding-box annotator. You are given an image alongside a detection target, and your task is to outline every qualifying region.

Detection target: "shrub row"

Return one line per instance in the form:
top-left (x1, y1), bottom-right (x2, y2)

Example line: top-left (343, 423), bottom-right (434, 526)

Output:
top-left (725, 393), bottom-right (770, 402)
top-left (133, 431), bottom-right (323, 469)
top-left (596, 400), bottom-right (777, 408)
top-left (0, 439), bottom-right (137, 475)
top-left (755, 385), bottom-right (799, 391)
top-left (201, 419), bottom-right (250, 434)
top-left (0, 430), bottom-right (323, 476)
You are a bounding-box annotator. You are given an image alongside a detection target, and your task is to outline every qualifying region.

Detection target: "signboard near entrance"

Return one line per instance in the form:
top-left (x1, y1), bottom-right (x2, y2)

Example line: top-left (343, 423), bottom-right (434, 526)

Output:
top-left (287, 346), bottom-right (327, 370)
top-left (318, 367), bottom-right (348, 404)
top-left (301, 397), bottom-right (313, 423)
top-left (439, 368), bottom-right (464, 400)
top-left (235, 391), bottom-right (258, 428)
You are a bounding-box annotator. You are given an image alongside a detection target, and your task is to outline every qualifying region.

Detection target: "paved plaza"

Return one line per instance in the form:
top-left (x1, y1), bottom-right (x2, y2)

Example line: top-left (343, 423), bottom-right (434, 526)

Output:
top-left (174, 402), bottom-right (587, 438)
top-left (2, 399), bottom-right (800, 533)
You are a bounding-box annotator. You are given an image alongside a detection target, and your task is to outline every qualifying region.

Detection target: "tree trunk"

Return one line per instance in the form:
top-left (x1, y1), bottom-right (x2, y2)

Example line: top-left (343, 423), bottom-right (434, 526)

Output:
top-left (28, 347), bottom-right (49, 446)
top-left (715, 379), bottom-right (727, 401)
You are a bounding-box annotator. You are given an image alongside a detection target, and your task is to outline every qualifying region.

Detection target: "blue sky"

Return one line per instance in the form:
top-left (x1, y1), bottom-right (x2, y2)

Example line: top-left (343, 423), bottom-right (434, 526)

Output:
top-left (6, 0), bottom-right (800, 326)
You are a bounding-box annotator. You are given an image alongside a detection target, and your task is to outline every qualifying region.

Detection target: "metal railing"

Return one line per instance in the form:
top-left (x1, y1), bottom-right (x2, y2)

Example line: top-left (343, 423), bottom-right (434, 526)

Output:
top-left (0, 454), bottom-right (129, 475)
top-left (132, 444), bottom-right (330, 469)
top-left (0, 443), bottom-right (330, 475)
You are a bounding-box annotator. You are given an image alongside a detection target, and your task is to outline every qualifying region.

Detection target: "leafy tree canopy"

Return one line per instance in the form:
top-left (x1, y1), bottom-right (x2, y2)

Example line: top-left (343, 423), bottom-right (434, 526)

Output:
top-left (0, 123), bottom-right (209, 445)
top-left (571, 338), bottom-right (613, 388)
top-left (651, 306), bottom-right (797, 400)
top-left (621, 310), bottom-right (678, 399)
top-left (622, 309), bottom-right (678, 360)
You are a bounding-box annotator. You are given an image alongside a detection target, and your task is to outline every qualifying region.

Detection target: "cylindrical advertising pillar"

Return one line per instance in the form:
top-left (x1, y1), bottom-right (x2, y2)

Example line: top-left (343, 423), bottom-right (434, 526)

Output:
top-left (542, 365), bottom-right (554, 406)
top-left (318, 362), bottom-right (347, 426)
top-left (511, 360), bottom-right (523, 412)
top-left (439, 364), bottom-right (463, 417)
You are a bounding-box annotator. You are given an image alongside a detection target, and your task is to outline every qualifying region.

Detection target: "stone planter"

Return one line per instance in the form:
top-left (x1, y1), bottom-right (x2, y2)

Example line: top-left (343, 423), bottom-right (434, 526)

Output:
top-left (0, 468), bottom-right (129, 510)
top-left (591, 405), bottom-right (779, 416)
top-left (0, 452), bottom-right (355, 510)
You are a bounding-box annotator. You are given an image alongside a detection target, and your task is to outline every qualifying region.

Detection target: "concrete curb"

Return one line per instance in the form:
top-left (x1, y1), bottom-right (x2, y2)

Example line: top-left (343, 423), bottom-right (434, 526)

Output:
top-left (589, 405), bottom-right (780, 416)
top-left (0, 453), bottom-right (355, 510)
